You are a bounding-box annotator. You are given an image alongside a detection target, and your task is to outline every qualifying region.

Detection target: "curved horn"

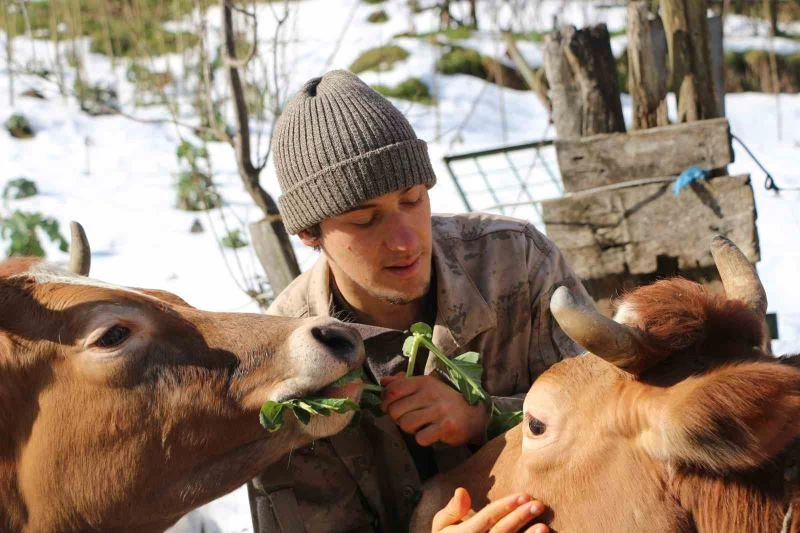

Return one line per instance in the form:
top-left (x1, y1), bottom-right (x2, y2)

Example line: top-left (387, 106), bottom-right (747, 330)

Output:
top-left (68, 221), bottom-right (91, 276)
top-left (550, 286), bottom-right (653, 373)
top-left (710, 235), bottom-right (766, 317)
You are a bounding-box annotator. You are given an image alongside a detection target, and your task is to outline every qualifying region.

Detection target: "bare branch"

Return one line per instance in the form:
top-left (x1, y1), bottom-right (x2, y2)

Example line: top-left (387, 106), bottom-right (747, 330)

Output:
top-left (221, 0), bottom-right (259, 69)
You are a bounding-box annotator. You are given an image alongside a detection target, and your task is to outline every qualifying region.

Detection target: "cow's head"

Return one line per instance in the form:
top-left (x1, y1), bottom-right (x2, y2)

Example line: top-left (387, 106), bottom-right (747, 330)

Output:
top-left (413, 237), bottom-right (800, 532)
top-left (0, 224), bottom-right (366, 532)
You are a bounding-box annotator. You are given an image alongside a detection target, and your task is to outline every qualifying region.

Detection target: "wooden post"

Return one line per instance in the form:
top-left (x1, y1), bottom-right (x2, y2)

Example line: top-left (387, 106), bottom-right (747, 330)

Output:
top-left (707, 15), bottom-right (725, 117)
top-left (660, 0), bottom-right (719, 122)
top-left (542, 24), bottom-right (626, 139)
top-left (626, 2), bottom-right (669, 129)
top-left (248, 216), bottom-right (301, 295)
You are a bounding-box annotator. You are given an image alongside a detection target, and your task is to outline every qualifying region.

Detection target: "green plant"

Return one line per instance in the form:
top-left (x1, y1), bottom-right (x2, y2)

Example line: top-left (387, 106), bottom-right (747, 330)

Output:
top-left (221, 228), bottom-right (248, 249)
top-left (3, 178), bottom-right (38, 200)
top-left (403, 323), bottom-right (523, 439)
top-left (436, 46), bottom-right (487, 78)
top-left (175, 141), bottom-right (221, 211)
top-left (0, 211), bottom-right (68, 258)
top-left (367, 9), bottom-right (389, 23)
top-left (260, 368), bottom-right (382, 432)
top-left (398, 26), bottom-right (475, 41)
top-left (372, 77), bottom-right (434, 105)
top-left (350, 45), bottom-right (410, 74)
top-left (362, 0), bottom-right (386, 4)
top-left (5, 114), bottom-right (34, 139)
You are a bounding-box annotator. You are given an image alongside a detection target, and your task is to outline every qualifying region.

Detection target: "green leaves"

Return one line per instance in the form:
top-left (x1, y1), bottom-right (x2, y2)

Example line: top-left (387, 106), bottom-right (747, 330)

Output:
top-left (259, 397), bottom-right (360, 432)
top-left (259, 367), bottom-right (384, 432)
top-left (404, 322), bottom-right (522, 435)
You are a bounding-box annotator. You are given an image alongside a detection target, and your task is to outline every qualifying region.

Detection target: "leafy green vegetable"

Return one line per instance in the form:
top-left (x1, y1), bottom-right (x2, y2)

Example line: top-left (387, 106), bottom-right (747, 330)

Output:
top-left (259, 397), bottom-right (360, 432)
top-left (259, 367), bottom-right (383, 432)
top-left (403, 322), bottom-right (523, 437)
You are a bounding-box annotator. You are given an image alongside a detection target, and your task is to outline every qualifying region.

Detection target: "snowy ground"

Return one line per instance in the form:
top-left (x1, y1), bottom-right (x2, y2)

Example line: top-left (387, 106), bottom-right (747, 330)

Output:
top-left (1, 0), bottom-right (799, 531)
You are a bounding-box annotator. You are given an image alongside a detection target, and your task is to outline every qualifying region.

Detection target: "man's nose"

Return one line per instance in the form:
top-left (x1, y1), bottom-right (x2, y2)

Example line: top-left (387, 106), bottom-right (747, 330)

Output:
top-left (384, 216), bottom-right (419, 252)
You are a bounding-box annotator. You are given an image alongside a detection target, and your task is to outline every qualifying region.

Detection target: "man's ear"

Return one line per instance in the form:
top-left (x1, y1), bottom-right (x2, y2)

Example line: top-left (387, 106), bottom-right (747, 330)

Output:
top-left (298, 229), bottom-right (320, 249)
top-left (636, 362), bottom-right (800, 473)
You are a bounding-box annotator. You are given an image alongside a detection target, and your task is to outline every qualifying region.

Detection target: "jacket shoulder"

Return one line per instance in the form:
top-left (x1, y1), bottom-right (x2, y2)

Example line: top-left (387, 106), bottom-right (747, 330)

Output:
top-left (266, 269), bottom-right (313, 317)
top-left (431, 213), bottom-right (553, 255)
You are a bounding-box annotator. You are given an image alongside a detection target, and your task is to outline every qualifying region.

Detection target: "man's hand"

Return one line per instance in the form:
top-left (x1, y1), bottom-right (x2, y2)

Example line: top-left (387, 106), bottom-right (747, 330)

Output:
top-left (380, 373), bottom-right (489, 446)
top-left (432, 488), bottom-right (549, 533)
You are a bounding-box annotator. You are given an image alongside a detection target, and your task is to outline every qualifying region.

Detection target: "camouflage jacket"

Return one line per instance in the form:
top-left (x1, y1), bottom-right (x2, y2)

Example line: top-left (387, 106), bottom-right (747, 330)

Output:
top-left (249, 213), bottom-right (588, 533)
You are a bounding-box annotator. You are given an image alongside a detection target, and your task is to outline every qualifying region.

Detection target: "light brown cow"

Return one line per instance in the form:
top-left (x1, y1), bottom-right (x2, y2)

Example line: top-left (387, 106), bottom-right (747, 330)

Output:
top-left (413, 237), bottom-right (800, 532)
top-left (0, 224), bottom-right (366, 532)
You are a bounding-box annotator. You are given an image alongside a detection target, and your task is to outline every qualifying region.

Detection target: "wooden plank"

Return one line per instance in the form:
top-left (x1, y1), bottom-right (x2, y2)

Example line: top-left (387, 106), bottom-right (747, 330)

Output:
top-left (542, 174), bottom-right (758, 280)
top-left (555, 117), bottom-right (732, 192)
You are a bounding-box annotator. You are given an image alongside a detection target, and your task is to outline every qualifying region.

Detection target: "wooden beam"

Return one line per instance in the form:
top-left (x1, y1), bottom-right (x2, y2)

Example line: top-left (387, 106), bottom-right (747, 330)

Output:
top-left (542, 174), bottom-right (758, 280)
top-left (555, 118), bottom-right (732, 192)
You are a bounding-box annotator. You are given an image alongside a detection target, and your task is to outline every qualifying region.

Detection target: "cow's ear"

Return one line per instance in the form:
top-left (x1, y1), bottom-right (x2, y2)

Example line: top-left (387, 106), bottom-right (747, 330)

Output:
top-left (638, 362), bottom-right (800, 473)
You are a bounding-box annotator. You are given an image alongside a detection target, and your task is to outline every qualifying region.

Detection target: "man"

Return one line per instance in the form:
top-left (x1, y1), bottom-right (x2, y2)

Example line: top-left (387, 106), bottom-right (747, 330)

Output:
top-left (248, 70), bottom-right (588, 532)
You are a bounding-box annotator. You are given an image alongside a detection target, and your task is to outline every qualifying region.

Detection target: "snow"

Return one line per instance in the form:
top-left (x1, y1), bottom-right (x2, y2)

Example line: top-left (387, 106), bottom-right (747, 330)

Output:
top-left (1, 0), bottom-right (799, 531)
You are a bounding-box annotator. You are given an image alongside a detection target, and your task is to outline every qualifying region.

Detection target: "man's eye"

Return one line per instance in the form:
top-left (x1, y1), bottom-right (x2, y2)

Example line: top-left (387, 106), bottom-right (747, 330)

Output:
top-left (95, 325), bottom-right (131, 348)
top-left (352, 217), bottom-right (376, 228)
top-left (402, 196), bottom-right (422, 206)
top-left (528, 416), bottom-right (547, 436)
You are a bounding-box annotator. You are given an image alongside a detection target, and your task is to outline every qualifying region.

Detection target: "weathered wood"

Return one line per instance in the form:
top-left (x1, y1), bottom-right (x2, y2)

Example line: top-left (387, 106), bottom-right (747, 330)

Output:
top-left (542, 174), bottom-right (758, 280)
top-left (627, 2), bottom-right (669, 129)
top-left (502, 32), bottom-right (551, 115)
top-left (555, 117), bottom-right (732, 192)
top-left (708, 15), bottom-right (726, 117)
top-left (249, 216), bottom-right (301, 295)
top-left (542, 25), bottom-right (626, 139)
top-left (660, 0), bottom-right (719, 121)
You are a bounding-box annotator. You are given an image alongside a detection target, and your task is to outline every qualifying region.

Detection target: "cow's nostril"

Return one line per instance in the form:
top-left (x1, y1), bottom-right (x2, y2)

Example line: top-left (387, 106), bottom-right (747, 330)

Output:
top-left (310, 325), bottom-right (358, 360)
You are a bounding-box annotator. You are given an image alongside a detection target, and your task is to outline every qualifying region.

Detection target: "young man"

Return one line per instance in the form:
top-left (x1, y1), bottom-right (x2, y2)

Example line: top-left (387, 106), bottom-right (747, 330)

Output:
top-left (249, 70), bottom-right (588, 533)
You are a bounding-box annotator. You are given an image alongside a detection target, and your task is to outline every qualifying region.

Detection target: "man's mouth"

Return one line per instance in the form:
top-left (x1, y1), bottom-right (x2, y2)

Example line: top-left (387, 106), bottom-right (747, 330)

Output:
top-left (384, 255), bottom-right (422, 278)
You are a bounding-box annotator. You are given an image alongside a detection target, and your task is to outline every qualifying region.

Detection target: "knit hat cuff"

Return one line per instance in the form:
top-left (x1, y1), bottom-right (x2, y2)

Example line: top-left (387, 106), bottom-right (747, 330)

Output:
top-left (278, 138), bottom-right (436, 234)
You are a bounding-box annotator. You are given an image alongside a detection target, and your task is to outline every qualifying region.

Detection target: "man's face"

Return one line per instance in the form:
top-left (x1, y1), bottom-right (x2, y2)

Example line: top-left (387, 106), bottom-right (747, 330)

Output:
top-left (303, 185), bottom-right (433, 306)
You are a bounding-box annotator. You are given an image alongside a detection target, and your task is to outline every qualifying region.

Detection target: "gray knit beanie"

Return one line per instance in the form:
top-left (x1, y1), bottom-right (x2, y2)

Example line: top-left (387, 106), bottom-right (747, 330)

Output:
top-left (272, 70), bottom-right (437, 234)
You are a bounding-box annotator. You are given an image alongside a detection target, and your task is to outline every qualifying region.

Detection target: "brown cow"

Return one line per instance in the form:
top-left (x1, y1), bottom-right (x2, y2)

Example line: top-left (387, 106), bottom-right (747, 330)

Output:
top-left (1, 224), bottom-right (366, 532)
top-left (413, 236), bottom-right (800, 532)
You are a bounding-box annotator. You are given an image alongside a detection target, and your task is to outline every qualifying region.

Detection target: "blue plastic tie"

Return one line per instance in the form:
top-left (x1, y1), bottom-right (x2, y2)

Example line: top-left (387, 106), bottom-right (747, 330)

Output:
top-left (672, 166), bottom-right (710, 196)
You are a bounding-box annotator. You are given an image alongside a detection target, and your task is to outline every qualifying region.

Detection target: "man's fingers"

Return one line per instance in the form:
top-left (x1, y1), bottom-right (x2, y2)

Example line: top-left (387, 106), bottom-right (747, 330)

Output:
top-left (414, 421), bottom-right (446, 447)
top-left (489, 499), bottom-right (545, 533)
top-left (454, 493), bottom-right (533, 533)
top-left (380, 376), bottom-right (425, 410)
top-left (431, 488), bottom-right (472, 532)
top-left (385, 390), bottom-right (437, 421)
top-left (396, 406), bottom-right (440, 434)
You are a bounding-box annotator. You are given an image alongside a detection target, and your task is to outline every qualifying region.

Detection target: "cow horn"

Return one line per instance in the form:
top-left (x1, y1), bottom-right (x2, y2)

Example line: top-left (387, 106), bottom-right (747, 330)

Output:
top-left (68, 221), bottom-right (91, 276)
top-left (550, 286), bottom-right (651, 372)
top-left (710, 235), bottom-right (767, 317)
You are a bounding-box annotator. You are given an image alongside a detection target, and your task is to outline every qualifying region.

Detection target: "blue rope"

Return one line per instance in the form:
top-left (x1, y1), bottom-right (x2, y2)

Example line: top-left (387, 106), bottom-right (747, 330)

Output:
top-left (672, 165), bottom-right (710, 196)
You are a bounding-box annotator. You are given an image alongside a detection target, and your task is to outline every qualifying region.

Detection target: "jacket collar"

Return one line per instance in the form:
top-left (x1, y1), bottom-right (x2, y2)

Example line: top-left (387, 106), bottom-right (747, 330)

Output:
top-left (301, 232), bottom-right (497, 356)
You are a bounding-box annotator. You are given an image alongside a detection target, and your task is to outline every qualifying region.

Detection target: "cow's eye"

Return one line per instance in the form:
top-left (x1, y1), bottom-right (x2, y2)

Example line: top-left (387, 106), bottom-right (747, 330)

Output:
top-left (528, 417), bottom-right (547, 436)
top-left (95, 325), bottom-right (131, 348)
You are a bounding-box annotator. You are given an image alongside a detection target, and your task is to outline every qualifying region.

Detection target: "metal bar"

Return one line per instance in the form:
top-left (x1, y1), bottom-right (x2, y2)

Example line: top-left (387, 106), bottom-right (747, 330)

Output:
top-left (443, 139), bottom-right (555, 163)
top-left (444, 157), bottom-right (473, 212)
top-left (473, 158), bottom-right (505, 215)
top-left (503, 151), bottom-right (541, 218)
